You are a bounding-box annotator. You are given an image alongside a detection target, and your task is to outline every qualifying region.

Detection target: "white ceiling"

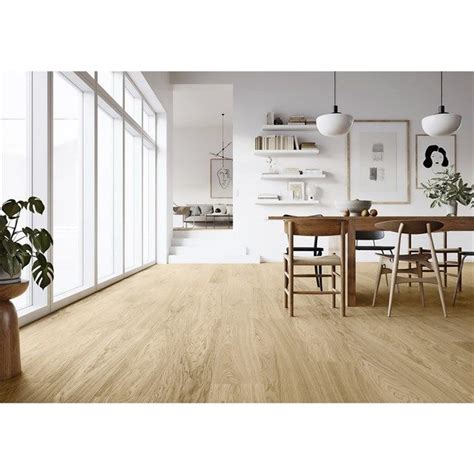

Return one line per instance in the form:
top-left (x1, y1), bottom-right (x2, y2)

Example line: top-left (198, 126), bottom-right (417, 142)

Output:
top-left (173, 84), bottom-right (233, 128)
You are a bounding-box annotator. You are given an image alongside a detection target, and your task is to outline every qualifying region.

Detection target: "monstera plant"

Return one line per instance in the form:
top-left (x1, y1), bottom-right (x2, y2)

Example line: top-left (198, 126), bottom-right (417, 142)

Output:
top-left (0, 197), bottom-right (54, 289)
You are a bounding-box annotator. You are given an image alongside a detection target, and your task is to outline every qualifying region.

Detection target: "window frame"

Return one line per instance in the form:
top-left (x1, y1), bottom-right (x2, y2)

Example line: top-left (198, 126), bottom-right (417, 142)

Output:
top-left (6, 71), bottom-right (159, 325)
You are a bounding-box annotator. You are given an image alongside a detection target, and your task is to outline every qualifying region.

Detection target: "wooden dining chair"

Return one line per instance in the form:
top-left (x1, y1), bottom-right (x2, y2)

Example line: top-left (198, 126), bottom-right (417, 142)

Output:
top-left (284, 218), bottom-right (347, 317)
top-left (284, 214), bottom-right (324, 290)
top-left (372, 220), bottom-right (447, 318)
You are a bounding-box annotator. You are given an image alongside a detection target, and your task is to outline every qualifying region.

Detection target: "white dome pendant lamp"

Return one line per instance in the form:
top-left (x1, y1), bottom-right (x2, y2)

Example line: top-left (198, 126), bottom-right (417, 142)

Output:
top-left (316, 72), bottom-right (354, 137)
top-left (421, 72), bottom-right (462, 137)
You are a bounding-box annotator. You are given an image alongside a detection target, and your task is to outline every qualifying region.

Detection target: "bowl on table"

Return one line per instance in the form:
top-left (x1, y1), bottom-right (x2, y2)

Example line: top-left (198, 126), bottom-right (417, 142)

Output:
top-left (334, 199), bottom-right (372, 216)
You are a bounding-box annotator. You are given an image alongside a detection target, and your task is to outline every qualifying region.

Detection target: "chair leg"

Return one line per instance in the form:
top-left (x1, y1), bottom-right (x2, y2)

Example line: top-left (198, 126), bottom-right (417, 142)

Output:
top-left (387, 261), bottom-right (399, 318)
top-left (452, 256), bottom-right (466, 306)
top-left (427, 236), bottom-right (447, 318)
top-left (284, 258), bottom-right (288, 309)
top-left (331, 265), bottom-right (336, 308)
top-left (417, 262), bottom-right (425, 307)
top-left (372, 257), bottom-right (384, 307)
top-left (288, 261), bottom-right (294, 317)
top-left (457, 250), bottom-right (463, 292)
top-left (340, 266), bottom-right (346, 318)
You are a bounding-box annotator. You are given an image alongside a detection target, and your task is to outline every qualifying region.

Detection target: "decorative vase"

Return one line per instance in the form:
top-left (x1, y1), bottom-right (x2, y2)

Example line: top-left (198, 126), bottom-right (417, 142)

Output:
top-left (445, 201), bottom-right (458, 216)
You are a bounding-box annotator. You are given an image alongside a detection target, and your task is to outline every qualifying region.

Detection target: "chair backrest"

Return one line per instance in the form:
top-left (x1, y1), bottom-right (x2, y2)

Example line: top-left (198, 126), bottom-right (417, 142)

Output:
top-left (375, 220), bottom-right (444, 235)
top-left (355, 230), bottom-right (385, 240)
top-left (284, 218), bottom-right (347, 237)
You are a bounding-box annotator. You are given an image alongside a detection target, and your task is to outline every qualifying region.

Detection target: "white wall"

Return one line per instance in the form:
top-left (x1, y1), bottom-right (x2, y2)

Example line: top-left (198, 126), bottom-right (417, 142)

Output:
top-left (171, 72), bottom-right (474, 261)
top-left (173, 85), bottom-right (233, 206)
top-left (142, 72), bottom-right (173, 263)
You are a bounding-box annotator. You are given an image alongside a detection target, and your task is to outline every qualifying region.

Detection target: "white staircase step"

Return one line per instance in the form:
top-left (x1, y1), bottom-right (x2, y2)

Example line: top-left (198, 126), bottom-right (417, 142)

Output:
top-left (170, 246), bottom-right (247, 256)
top-left (168, 253), bottom-right (260, 264)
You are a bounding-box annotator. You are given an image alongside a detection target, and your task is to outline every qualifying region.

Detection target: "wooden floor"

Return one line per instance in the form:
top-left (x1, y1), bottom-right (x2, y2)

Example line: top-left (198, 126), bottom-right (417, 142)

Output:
top-left (1, 263), bottom-right (472, 403)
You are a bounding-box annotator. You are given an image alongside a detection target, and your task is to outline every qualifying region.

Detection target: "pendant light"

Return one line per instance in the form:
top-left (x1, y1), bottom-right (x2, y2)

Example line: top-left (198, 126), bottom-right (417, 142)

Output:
top-left (316, 72), bottom-right (354, 137)
top-left (421, 72), bottom-right (462, 136)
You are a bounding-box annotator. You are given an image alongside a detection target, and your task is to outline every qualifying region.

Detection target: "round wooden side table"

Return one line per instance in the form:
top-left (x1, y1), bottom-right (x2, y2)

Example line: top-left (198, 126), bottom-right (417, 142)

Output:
top-left (0, 280), bottom-right (28, 380)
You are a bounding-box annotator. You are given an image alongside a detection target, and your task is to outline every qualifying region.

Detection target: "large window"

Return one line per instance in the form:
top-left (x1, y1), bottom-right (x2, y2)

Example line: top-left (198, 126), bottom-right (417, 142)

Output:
top-left (125, 128), bottom-right (143, 270)
top-left (53, 73), bottom-right (94, 300)
top-left (97, 105), bottom-right (123, 282)
top-left (0, 72), bottom-right (32, 310)
top-left (143, 143), bottom-right (156, 264)
top-left (3, 72), bottom-right (158, 324)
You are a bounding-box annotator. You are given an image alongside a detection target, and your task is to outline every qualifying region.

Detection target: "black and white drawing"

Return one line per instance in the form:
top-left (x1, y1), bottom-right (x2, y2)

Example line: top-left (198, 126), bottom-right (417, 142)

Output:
top-left (416, 135), bottom-right (456, 189)
top-left (210, 158), bottom-right (233, 198)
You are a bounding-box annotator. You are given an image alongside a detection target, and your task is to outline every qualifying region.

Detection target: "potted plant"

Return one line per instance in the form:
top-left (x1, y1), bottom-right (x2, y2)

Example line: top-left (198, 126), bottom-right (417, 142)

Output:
top-left (421, 166), bottom-right (474, 216)
top-left (0, 197), bottom-right (54, 288)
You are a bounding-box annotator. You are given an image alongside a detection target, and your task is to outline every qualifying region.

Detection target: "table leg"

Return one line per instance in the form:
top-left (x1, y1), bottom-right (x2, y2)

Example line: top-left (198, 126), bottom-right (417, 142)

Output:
top-left (347, 219), bottom-right (357, 306)
top-left (0, 300), bottom-right (22, 380)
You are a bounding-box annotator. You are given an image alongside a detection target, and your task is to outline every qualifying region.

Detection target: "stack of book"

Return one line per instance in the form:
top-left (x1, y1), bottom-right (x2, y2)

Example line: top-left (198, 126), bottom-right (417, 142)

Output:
top-left (255, 135), bottom-right (297, 150)
top-left (303, 168), bottom-right (324, 177)
top-left (257, 193), bottom-right (280, 200)
top-left (300, 142), bottom-right (318, 150)
top-left (288, 115), bottom-right (306, 125)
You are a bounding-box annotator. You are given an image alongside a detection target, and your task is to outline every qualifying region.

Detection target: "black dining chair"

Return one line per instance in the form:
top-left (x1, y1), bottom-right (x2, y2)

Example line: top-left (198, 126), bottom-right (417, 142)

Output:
top-left (356, 230), bottom-right (395, 287)
top-left (284, 214), bottom-right (324, 290)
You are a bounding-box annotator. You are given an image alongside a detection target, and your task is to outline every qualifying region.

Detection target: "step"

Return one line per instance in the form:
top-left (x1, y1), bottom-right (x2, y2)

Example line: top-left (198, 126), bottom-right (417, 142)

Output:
top-left (168, 253), bottom-right (260, 264)
top-left (170, 246), bottom-right (247, 256)
top-left (172, 230), bottom-right (236, 240)
top-left (171, 237), bottom-right (241, 247)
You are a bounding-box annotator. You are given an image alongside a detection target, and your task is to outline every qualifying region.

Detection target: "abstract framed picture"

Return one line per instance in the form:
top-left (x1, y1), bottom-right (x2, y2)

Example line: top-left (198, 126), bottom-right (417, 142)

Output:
top-left (348, 120), bottom-right (409, 204)
top-left (210, 158), bottom-right (233, 198)
top-left (288, 182), bottom-right (304, 201)
top-left (416, 134), bottom-right (456, 189)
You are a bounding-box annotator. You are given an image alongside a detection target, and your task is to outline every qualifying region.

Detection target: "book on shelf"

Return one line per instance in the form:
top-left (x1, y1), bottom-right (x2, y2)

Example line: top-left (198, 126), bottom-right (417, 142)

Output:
top-left (300, 142), bottom-right (317, 149)
top-left (288, 115), bottom-right (305, 123)
top-left (262, 171), bottom-right (279, 175)
top-left (257, 135), bottom-right (297, 151)
top-left (258, 195), bottom-right (280, 200)
top-left (305, 118), bottom-right (316, 125)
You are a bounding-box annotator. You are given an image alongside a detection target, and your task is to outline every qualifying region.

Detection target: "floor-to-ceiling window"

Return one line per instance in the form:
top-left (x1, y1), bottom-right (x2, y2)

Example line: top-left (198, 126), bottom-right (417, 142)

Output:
top-left (124, 128), bottom-right (143, 270)
top-left (52, 73), bottom-right (95, 301)
top-left (97, 103), bottom-right (123, 282)
top-left (0, 71), bottom-right (159, 325)
top-left (0, 72), bottom-right (32, 310)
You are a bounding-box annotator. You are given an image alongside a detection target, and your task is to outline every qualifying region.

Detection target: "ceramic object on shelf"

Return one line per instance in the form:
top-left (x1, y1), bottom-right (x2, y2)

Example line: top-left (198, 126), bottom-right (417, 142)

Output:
top-left (334, 199), bottom-right (372, 216)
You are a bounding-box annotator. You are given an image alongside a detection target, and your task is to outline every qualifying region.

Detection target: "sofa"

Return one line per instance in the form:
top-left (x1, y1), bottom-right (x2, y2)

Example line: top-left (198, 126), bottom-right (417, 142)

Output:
top-left (176, 204), bottom-right (233, 228)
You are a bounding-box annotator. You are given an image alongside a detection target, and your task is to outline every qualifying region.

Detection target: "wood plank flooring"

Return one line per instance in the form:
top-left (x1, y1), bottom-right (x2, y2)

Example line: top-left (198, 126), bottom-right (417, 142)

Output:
top-left (0, 263), bottom-right (472, 402)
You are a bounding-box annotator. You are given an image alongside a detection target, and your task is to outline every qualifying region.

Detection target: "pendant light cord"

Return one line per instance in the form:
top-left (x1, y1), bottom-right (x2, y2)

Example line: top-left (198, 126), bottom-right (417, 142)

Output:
top-left (333, 72), bottom-right (337, 106)
top-left (221, 113), bottom-right (224, 167)
top-left (440, 71), bottom-right (443, 107)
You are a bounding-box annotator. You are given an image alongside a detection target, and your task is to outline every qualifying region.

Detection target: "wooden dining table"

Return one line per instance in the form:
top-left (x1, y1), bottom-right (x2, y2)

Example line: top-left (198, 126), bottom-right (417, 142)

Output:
top-left (268, 215), bottom-right (474, 306)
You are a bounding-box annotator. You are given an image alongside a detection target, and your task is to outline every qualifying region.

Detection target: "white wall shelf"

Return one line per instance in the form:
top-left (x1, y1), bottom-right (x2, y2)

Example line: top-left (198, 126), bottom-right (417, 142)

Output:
top-left (254, 149), bottom-right (319, 157)
top-left (255, 200), bottom-right (320, 205)
top-left (261, 124), bottom-right (318, 132)
top-left (261, 173), bottom-right (326, 180)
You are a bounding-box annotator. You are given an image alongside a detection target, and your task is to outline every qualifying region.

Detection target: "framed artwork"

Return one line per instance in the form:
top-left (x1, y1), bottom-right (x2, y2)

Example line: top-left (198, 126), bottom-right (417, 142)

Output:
top-left (348, 120), bottom-right (409, 204)
top-left (416, 134), bottom-right (456, 189)
top-left (288, 182), bottom-right (304, 201)
top-left (210, 158), bottom-right (233, 198)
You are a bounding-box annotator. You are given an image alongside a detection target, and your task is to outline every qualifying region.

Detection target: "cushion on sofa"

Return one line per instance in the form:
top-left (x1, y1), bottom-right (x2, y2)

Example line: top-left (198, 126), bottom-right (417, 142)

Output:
top-left (213, 204), bottom-right (226, 214)
top-left (189, 205), bottom-right (201, 216)
top-left (198, 204), bottom-right (214, 215)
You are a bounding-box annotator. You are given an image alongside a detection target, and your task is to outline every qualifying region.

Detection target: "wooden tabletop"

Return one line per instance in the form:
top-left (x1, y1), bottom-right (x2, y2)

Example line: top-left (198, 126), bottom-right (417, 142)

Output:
top-left (268, 215), bottom-right (474, 231)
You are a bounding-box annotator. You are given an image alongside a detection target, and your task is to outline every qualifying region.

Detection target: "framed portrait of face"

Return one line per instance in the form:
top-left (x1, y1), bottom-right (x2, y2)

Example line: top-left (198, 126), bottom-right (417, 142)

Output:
top-left (416, 135), bottom-right (456, 189)
top-left (288, 182), bottom-right (305, 201)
